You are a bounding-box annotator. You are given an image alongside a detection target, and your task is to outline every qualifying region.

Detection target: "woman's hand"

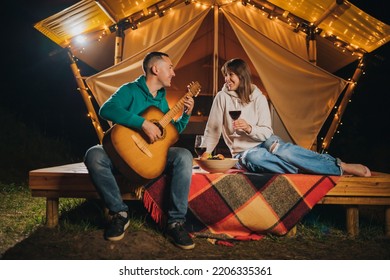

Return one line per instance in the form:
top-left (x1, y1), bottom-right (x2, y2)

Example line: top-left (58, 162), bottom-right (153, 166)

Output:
top-left (233, 118), bottom-right (252, 134)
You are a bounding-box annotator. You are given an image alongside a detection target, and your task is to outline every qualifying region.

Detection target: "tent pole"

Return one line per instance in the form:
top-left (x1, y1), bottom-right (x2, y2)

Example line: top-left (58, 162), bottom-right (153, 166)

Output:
top-left (67, 50), bottom-right (104, 143)
top-left (308, 26), bottom-right (317, 64)
top-left (213, 5), bottom-right (219, 97)
top-left (320, 57), bottom-right (365, 152)
top-left (307, 26), bottom-right (318, 151)
top-left (95, 0), bottom-right (121, 64)
top-left (114, 26), bottom-right (124, 65)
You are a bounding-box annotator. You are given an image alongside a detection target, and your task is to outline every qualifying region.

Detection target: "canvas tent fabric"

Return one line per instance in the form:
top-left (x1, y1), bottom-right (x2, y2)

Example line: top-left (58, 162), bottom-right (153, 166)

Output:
top-left (85, 1), bottom-right (349, 148)
top-left (268, 0), bottom-right (389, 53)
top-left (222, 4), bottom-right (349, 148)
top-left (33, 0), bottom-right (390, 72)
top-left (86, 3), bottom-right (209, 107)
top-left (33, 0), bottom-right (389, 149)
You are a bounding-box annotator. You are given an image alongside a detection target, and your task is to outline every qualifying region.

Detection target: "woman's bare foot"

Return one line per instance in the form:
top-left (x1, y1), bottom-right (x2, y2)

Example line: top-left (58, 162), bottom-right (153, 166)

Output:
top-left (340, 162), bottom-right (371, 177)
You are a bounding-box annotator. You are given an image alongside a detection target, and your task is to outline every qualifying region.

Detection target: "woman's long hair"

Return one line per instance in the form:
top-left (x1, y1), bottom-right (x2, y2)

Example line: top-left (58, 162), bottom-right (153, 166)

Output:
top-left (221, 58), bottom-right (252, 104)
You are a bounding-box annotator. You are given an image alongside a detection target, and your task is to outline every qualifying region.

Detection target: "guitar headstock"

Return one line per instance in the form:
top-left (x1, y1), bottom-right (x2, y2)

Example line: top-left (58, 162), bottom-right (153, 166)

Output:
top-left (187, 81), bottom-right (201, 98)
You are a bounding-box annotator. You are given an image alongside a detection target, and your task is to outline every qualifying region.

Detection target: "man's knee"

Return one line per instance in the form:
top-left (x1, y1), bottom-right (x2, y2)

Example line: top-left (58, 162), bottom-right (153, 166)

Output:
top-left (84, 145), bottom-right (106, 167)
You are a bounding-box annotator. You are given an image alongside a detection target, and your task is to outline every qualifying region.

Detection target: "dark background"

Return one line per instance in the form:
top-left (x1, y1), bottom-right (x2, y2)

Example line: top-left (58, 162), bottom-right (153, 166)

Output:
top-left (2, 1), bottom-right (389, 173)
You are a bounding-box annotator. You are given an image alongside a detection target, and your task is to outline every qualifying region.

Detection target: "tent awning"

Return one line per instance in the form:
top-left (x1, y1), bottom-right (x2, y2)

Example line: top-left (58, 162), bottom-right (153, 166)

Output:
top-left (34, 0), bottom-right (389, 72)
top-left (268, 0), bottom-right (389, 53)
top-left (33, 0), bottom-right (389, 150)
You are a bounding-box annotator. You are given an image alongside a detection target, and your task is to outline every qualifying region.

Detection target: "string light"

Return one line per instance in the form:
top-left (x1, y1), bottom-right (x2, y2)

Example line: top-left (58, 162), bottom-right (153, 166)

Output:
top-left (65, 0), bottom-right (370, 148)
top-left (65, 0), bottom-right (366, 59)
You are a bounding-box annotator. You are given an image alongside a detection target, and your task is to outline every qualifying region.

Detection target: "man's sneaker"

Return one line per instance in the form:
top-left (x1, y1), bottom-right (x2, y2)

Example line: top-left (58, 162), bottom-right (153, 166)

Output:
top-left (104, 212), bottom-right (130, 241)
top-left (166, 222), bottom-right (195, 250)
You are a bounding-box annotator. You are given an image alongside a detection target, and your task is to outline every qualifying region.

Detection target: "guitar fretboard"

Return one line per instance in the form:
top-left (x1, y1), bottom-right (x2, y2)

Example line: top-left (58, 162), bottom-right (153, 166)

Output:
top-left (158, 82), bottom-right (201, 128)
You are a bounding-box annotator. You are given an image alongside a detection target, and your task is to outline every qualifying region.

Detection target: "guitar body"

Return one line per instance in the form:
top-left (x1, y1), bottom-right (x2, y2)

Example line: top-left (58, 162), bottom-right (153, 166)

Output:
top-left (103, 106), bottom-right (179, 183)
top-left (102, 81), bottom-right (201, 183)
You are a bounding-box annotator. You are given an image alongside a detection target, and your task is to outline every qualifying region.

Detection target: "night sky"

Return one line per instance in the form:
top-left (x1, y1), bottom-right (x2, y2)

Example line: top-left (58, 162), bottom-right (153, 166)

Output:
top-left (3, 1), bottom-right (389, 172)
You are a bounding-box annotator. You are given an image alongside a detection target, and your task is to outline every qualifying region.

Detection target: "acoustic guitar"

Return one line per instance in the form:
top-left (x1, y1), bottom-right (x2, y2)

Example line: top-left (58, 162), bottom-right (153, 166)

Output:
top-left (102, 81), bottom-right (201, 183)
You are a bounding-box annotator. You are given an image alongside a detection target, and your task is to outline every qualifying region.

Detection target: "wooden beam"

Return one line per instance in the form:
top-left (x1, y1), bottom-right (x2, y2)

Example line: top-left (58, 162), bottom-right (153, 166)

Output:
top-left (321, 57), bottom-right (365, 151)
top-left (68, 51), bottom-right (105, 143)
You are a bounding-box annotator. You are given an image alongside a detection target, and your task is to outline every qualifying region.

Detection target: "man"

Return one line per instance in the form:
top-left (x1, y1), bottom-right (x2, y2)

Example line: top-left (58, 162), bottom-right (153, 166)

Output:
top-left (84, 52), bottom-right (195, 250)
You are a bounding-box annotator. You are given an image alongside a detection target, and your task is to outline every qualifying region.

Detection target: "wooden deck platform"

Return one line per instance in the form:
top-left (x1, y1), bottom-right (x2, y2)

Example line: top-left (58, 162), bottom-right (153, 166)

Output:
top-left (29, 162), bottom-right (390, 237)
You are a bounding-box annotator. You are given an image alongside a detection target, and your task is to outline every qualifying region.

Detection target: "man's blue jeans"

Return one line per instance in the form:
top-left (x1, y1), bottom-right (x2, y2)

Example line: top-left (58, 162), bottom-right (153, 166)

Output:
top-left (84, 145), bottom-right (193, 224)
top-left (236, 135), bottom-right (342, 175)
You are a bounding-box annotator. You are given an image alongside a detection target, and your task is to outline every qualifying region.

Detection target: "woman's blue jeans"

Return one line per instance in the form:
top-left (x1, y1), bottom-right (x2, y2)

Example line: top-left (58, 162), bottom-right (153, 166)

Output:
top-left (236, 135), bottom-right (342, 175)
top-left (84, 145), bottom-right (193, 224)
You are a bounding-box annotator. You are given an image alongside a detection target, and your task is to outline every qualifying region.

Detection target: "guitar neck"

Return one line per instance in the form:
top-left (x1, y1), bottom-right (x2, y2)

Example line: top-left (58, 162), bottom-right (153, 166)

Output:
top-left (159, 91), bottom-right (193, 128)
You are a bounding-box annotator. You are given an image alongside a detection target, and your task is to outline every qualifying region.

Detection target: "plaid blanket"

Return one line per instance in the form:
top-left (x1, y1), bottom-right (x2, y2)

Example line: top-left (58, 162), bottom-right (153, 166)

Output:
top-left (143, 171), bottom-right (339, 241)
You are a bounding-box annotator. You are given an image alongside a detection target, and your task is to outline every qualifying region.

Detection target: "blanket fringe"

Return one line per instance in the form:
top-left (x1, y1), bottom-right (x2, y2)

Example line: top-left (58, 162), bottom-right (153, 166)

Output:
top-left (207, 238), bottom-right (234, 247)
top-left (143, 190), bottom-right (165, 228)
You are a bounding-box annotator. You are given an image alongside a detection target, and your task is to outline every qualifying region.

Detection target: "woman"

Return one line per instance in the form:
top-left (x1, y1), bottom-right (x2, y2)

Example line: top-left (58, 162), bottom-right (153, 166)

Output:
top-left (201, 58), bottom-right (371, 177)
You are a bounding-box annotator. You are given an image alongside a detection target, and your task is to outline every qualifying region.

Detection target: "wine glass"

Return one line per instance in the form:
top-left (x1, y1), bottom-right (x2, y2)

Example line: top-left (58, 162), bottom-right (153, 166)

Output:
top-left (229, 98), bottom-right (241, 137)
top-left (194, 135), bottom-right (207, 158)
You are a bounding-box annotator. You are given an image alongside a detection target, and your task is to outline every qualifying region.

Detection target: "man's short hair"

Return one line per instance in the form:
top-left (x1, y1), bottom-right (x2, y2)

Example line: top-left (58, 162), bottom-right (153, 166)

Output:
top-left (143, 52), bottom-right (169, 75)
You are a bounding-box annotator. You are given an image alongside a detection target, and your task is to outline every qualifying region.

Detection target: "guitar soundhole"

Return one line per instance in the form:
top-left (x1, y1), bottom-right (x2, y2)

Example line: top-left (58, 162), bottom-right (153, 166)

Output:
top-left (151, 120), bottom-right (166, 140)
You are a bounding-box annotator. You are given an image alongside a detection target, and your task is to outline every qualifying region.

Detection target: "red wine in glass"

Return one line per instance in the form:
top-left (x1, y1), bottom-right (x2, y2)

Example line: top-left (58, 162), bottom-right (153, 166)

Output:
top-left (195, 147), bottom-right (207, 157)
top-left (229, 110), bottom-right (241, 120)
top-left (194, 135), bottom-right (206, 157)
top-left (229, 110), bottom-right (241, 137)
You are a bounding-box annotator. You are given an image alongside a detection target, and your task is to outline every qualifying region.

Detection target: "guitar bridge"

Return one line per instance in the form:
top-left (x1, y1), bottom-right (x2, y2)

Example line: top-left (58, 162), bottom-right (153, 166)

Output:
top-left (131, 134), bottom-right (153, 158)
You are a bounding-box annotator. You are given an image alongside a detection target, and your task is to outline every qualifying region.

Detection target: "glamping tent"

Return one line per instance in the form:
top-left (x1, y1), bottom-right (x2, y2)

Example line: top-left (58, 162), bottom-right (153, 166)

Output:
top-left (34, 0), bottom-right (389, 152)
